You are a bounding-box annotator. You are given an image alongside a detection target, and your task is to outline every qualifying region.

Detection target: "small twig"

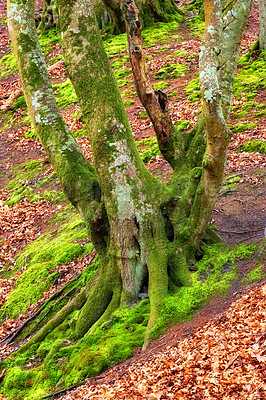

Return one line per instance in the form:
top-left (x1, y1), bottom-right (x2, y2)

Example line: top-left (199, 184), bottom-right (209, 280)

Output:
top-left (224, 354), bottom-right (240, 370)
top-left (1, 272), bottom-right (83, 345)
top-left (70, 113), bottom-right (82, 129)
top-left (25, 286), bottom-right (77, 339)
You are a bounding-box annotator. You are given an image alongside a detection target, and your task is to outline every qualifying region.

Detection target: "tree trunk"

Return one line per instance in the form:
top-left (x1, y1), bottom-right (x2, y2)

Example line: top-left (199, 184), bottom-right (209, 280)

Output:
top-left (37, 0), bottom-right (58, 33)
top-left (102, 0), bottom-right (179, 33)
top-left (6, 0), bottom-right (253, 379)
top-left (258, 0), bottom-right (266, 50)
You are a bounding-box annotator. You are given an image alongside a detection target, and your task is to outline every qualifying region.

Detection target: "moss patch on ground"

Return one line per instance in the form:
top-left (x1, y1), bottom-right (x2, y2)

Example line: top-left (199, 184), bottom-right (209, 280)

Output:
top-left (232, 122), bottom-right (258, 133)
top-left (4, 159), bottom-right (64, 206)
top-left (233, 52), bottom-right (266, 100)
top-left (0, 28), bottom-right (61, 79)
top-left (153, 81), bottom-right (170, 90)
top-left (0, 212), bottom-right (92, 320)
top-left (150, 242), bottom-right (262, 339)
top-left (52, 79), bottom-right (78, 109)
top-left (155, 63), bottom-right (187, 79)
top-left (236, 140), bottom-right (266, 155)
top-left (219, 174), bottom-right (241, 196)
top-left (1, 242), bottom-right (262, 400)
top-left (184, 77), bottom-right (201, 102)
top-left (103, 14), bottom-right (182, 55)
top-left (241, 265), bottom-right (266, 284)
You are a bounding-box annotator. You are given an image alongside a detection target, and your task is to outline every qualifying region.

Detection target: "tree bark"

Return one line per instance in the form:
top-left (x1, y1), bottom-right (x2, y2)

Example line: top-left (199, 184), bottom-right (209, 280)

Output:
top-left (37, 0), bottom-right (58, 33)
top-left (258, 0), bottom-right (266, 50)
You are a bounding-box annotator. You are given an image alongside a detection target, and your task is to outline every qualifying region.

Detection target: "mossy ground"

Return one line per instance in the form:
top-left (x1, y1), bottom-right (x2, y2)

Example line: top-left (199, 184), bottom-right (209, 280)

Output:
top-left (1, 241), bottom-right (263, 400)
top-left (0, 211), bottom-right (93, 320)
top-left (4, 159), bottom-right (65, 207)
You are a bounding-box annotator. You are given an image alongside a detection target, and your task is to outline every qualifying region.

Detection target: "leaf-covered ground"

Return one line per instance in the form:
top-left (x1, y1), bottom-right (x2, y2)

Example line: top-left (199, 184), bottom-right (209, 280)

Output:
top-left (0, 0), bottom-right (265, 398)
top-left (59, 282), bottom-right (266, 400)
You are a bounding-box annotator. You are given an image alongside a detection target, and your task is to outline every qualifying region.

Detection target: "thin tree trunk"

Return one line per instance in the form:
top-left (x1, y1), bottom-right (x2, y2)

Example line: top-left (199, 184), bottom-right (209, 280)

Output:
top-left (258, 0), bottom-right (266, 50)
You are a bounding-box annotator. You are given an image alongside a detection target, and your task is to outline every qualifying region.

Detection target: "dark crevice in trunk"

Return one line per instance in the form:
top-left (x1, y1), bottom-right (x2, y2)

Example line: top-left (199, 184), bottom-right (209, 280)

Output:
top-left (90, 205), bottom-right (110, 254)
top-left (139, 265), bottom-right (149, 298)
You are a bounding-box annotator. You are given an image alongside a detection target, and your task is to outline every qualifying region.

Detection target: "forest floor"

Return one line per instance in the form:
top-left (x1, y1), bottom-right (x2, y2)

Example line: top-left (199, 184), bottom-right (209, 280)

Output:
top-left (0, 1), bottom-right (265, 399)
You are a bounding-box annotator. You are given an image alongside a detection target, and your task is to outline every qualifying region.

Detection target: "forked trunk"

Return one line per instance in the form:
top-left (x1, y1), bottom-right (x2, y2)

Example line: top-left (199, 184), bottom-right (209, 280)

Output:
top-left (7, 0), bottom-right (254, 353)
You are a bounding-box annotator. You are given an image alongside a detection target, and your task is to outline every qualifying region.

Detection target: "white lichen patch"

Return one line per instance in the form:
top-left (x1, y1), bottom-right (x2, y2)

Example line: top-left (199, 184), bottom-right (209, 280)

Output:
top-left (203, 88), bottom-right (214, 102)
top-left (108, 139), bottom-right (154, 221)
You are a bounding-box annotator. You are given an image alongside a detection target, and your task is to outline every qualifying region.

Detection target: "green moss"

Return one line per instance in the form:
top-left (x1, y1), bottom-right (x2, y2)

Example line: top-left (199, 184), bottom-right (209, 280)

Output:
top-left (2, 262), bottom-right (57, 318)
top-left (1, 241), bottom-right (261, 399)
top-left (102, 16), bottom-right (181, 56)
top-left (113, 67), bottom-right (131, 81)
top-left (135, 137), bottom-right (160, 162)
top-left (103, 33), bottom-right (128, 55)
top-left (0, 50), bottom-right (18, 79)
top-left (24, 127), bottom-right (38, 140)
top-left (185, 77), bottom-right (201, 101)
top-left (0, 28), bottom-right (61, 80)
top-left (187, 15), bottom-right (205, 36)
top-left (136, 137), bottom-right (157, 148)
top-left (117, 77), bottom-right (131, 87)
top-left (0, 212), bottom-right (92, 320)
top-left (52, 79), bottom-right (78, 108)
top-left (155, 46), bottom-right (170, 54)
top-left (139, 110), bottom-right (148, 118)
top-left (13, 95), bottom-right (27, 110)
top-left (232, 122), bottom-right (258, 133)
top-left (168, 90), bottom-right (178, 97)
top-left (142, 18), bottom-right (181, 47)
top-left (153, 81), bottom-right (170, 90)
top-left (241, 265), bottom-right (266, 284)
top-left (236, 140), bottom-right (266, 155)
top-left (2, 367), bottom-right (36, 399)
top-left (175, 119), bottom-right (190, 132)
top-left (140, 144), bottom-right (160, 162)
top-left (38, 28), bottom-right (61, 55)
top-left (155, 63), bottom-right (187, 79)
top-left (150, 243), bottom-right (259, 339)
top-left (233, 53), bottom-right (266, 100)
top-left (164, 49), bottom-right (189, 58)
top-left (123, 99), bottom-right (135, 107)
top-left (3, 159), bottom-right (64, 206)
top-left (220, 174), bottom-right (241, 195)
top-left (121, 89), bottom-right (135, 98)
top-left (111, 56), bottom-right (130, 69)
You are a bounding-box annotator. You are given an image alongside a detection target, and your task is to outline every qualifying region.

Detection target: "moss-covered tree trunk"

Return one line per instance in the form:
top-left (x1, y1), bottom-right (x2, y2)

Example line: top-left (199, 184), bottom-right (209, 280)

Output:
top-left (7, 0), bottom-right (253, 358)
top-left (37, 0), bottom-right (58, 33)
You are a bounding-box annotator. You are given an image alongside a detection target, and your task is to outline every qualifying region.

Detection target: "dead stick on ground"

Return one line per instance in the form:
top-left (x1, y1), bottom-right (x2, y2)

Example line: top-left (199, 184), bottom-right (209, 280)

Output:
top-left (224, 354), bottom-right (240, 370)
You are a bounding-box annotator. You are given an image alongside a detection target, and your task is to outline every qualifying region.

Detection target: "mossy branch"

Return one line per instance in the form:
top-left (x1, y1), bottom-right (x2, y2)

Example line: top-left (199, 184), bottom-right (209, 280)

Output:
top-left (122, 0), bottom-right (186, 170)
top-left (7, 0), bottom-right (99, 224)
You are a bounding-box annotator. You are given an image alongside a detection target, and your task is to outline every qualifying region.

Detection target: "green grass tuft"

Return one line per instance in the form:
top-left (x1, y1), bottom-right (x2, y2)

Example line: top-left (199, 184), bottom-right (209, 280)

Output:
top-left (153, 81), bottom-right (170, 90)
top-left (236, 140), bottom-right (266, 155)
top-left (155, 63), bottom-right (187, 79)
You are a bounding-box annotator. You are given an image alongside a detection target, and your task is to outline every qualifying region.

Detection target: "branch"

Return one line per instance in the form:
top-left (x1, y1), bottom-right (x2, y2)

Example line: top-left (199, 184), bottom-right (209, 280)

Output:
top-left (218, 0), bottom-right (255, 120)
top-left (1, 88), bottom-right (23, 112)
top-left (7, 1), bottom-right (99, 223)
top-left (122, 0), bottom-right (185, 169)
